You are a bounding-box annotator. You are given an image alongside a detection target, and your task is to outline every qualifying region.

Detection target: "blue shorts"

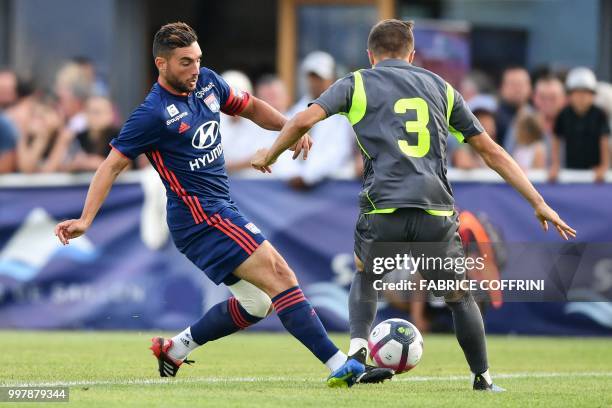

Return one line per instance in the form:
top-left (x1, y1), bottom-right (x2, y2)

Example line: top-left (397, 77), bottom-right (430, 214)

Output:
top-left (171, 205), bottom-right (266, 285)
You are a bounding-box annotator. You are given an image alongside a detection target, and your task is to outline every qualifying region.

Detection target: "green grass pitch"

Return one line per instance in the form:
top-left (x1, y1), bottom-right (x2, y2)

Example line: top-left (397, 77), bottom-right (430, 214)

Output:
top-left (1, 331), bottom-right (611, 407)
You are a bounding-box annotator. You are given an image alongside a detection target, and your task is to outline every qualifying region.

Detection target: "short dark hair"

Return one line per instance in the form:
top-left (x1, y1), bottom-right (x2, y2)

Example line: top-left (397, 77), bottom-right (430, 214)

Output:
top-left (368, 19), bottom-right (415, 58)
top-left (152, 22), bottom-right (198, 58)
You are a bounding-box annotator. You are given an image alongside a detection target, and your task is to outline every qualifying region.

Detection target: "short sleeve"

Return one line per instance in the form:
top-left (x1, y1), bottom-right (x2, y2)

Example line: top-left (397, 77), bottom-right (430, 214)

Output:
top-left (209, 70), bottom-right (251, 116)
top-left (310, 74), bottom-right (354, 117)
top-left (447, 85), bottom-right (484, 142)
top-left (110, 105), bottom-right (162, 160)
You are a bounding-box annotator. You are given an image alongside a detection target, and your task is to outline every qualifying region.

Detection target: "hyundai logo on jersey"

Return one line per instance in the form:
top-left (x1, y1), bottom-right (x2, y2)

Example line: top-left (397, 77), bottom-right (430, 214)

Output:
top-left (192, 121), bottom-right (219, 149)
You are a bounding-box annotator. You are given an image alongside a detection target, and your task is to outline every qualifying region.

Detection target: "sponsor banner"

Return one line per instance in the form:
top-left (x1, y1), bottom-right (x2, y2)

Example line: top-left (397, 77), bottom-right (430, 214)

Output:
top-left (0, 178), bottom-right (611, 335)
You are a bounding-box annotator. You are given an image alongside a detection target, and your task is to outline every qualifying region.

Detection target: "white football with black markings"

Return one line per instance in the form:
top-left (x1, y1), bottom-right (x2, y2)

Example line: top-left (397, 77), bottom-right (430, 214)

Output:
top-left (368, 318), bottom-right (424, 374)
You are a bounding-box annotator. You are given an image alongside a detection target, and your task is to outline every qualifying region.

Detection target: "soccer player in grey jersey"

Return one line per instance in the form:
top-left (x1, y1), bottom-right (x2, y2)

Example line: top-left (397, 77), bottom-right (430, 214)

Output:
top-left (252, 19), bottom-right (576, 391)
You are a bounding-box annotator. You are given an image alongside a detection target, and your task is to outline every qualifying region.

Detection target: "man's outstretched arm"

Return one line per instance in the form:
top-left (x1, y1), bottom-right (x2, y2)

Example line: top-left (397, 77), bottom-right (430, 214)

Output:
top-left (55, 148), bottom-right (131, 244)
top-left (468, 132), bottom-right (576, 240)
top-left (251, 104), bottom-right (326, 172)
top-left (239, 96), bottom-right (314, 160)
top-left (239, 96), bottom-right (286, 131)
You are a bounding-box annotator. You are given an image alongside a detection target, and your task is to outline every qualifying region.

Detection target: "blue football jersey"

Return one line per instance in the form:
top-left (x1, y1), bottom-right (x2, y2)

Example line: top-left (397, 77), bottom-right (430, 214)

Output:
top-left (110, 67), bottom-right (250, 230)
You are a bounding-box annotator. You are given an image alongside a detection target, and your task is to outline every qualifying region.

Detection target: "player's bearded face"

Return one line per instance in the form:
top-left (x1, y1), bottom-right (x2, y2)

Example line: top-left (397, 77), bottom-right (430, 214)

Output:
top-left (163, 43), bottom-right (202, 93)
top-left (165, 66), bottom-right (198, 94)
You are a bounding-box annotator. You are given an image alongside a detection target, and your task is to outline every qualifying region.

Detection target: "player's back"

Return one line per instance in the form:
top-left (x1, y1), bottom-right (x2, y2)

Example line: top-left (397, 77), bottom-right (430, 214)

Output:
top-left (355, 60), bottom-right (453, 212)
top-left (314, 59), bottom-right (483, 215)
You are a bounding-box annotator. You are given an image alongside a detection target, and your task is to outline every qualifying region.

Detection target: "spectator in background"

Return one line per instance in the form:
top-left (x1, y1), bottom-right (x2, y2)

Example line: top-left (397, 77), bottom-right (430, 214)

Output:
top-left (512, 112), bottom-right (546, 170)
top-left (67, 96), bottom-right (120, 172)
top-left (55, 62), bottom-right (92, 134)
top-left (595, 81), bottom-right (612, 131)
top-left (4, 77), bottom-right (37, 138)
top-left (0, 70), bottom-right (25, 173)
top-left (219, 70), bottom-right (266, 177)
top-left (448, 95), bottom-right (497, 169)
top-left (0, 69), bottom-right (18, 109)
top-left (280, 51), bottom-right (356, 189)
top-left (532, 75), bottom-right (566, 164)
top-left (495, 67), bottom-right (532, 148)
top-left (256, 75), bottom-right (290, 114)
top-left (459, 71), bottom-right (495, 103)
top-left (72, 56), bottom-right (110, 97)
top-left (16, 97), bottom-right (69, 173)
top-left (251, 74), bottom-right (297, 177)
top-left (550, 67), bottom-right (610, 182)
top-left (0, 113), bottom-right (18, 173)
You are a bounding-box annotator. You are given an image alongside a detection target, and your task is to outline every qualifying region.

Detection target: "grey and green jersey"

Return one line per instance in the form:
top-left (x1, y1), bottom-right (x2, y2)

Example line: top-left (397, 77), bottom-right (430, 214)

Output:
top-left (312, 59), bottom-right (484, 214)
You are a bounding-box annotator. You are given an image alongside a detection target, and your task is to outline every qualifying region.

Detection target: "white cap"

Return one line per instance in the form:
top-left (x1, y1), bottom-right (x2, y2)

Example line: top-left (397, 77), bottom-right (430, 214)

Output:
top-left (301, 51), bottom-right (335, 81)
top-left (468, 94), bottom-right (498, 114)
top-left (566, 67), bottom-right (597, 92)
top-left (221, 70), bottom-right (253, 94)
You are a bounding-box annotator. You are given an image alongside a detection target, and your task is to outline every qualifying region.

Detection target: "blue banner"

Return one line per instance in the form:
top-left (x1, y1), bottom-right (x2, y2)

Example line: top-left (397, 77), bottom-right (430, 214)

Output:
top-left (0, 177), bottom-right (611, 335)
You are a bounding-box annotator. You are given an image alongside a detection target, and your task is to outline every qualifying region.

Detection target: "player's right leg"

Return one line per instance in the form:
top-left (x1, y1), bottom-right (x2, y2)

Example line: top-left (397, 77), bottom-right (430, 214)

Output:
top-left (345, 213), bottom-right (403, 384)
top-left (151, 279), bottom-right (273, 377)
top-left (348, 255), bottom-right (377, 356)
top-left (151, 279), bottom-right (272, 377)
top-left (232, 240), bottom-right (366, 387)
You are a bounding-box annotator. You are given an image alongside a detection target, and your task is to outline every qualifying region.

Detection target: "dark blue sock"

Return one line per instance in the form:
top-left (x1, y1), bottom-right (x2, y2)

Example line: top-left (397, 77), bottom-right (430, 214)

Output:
top-left (189, 297), bottom-right (262, 345)
top-left (272, 286), bottom-right (339, 364)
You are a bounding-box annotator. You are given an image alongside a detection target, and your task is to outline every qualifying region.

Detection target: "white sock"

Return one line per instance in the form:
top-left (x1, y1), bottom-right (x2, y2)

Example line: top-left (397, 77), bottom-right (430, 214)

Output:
top-left (168, 327), bottom-right (200, 361)
top-left (348, 338), bottom-right (368, 356)
top-left (471, 369), bottom-right (492, 384)
top-left (325, 350), bottom-right (347, 372)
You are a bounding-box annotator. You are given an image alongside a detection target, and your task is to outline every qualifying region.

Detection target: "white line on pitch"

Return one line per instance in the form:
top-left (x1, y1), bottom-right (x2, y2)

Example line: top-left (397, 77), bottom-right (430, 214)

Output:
top-left (2, 372), bottom-right (611, 388)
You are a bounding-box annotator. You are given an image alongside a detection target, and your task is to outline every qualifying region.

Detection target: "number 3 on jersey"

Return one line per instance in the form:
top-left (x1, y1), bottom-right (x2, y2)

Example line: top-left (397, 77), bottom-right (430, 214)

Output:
top-left (394, 97), bottom-right (430, 158)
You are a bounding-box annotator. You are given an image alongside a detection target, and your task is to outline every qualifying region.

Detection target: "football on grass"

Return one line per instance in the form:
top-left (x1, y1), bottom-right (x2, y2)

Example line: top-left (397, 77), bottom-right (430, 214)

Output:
top-left (368, 318), bottom-right (424, 374)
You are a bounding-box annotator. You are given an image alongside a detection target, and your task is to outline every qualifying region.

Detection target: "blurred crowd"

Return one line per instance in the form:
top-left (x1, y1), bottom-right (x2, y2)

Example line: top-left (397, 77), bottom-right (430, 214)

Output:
top-left (0, 58), bottom-right (132, 174)
top-left (452, 65), bottom-right (611, 182)
top-left (1, 52), bottom-right (611, 185)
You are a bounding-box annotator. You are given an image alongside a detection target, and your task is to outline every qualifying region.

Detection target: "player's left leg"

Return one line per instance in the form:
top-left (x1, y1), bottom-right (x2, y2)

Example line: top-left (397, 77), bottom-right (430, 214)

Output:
top-left (232, 240), bottom-right (367, 387)
top-left (413, 210), bottom-right (504, 392)
top-left (443, 289), bottom-right (503, 391)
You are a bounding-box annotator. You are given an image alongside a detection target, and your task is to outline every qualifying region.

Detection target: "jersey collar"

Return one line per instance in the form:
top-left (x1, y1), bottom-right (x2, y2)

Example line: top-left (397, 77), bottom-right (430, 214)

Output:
top-left (374, 59), bottom-right (411, 69)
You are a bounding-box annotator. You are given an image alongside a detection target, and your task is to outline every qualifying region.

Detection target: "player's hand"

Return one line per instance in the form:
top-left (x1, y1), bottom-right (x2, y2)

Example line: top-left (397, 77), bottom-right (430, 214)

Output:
top-left (289, 134), bottom-right (314, 160)
top-left (54, 218), bottom-right (90, 245)
top-left (534, 202), bottom-right (576, 240)
top-left (251, 148), bottom-right (274, 174)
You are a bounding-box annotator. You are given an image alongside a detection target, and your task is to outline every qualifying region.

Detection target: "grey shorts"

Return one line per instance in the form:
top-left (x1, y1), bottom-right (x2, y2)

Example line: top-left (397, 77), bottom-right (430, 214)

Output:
top-left (354, 208), bottom-right (465, 296)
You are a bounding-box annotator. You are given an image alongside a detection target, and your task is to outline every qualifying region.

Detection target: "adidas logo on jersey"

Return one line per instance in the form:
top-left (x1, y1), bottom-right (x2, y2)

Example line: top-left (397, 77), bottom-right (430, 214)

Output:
top-left (179, 122), bottom-right (191, 133)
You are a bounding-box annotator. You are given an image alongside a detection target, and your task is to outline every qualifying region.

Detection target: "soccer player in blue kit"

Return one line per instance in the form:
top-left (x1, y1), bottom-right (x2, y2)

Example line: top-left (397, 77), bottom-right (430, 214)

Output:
top-left (54, 22), bottom-right (391, 387)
